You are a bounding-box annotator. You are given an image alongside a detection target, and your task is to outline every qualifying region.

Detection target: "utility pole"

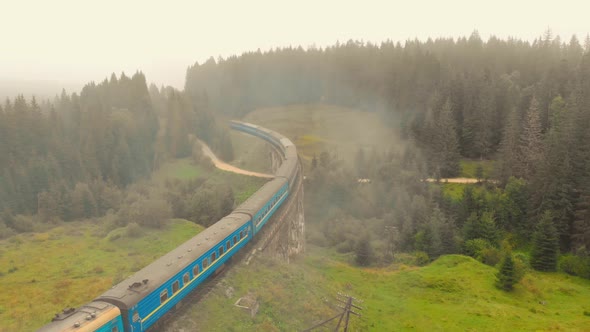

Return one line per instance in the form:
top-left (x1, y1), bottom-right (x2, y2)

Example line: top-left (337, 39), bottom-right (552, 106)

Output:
top-left (302, 292), bottom-right (363, 332)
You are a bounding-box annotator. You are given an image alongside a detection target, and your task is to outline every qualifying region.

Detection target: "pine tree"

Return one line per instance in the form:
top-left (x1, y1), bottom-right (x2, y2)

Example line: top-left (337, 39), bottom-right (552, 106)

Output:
top-left (355, 236), bottom-right (373, 266)
top-left (463, 211), bottom-right (499, 245)
top-left (529, 96), bottom-right (574, 250)
top-left (497, 107), bottom-right (520, 183)
top-left (498, 177), bottom-right (528, 234)
top-left (530, 211), bottom-right (559, 271)
top-left (432, 99), bottom-right (461, 177)
top-left (473, 88), bottom-right (496, 158)
top-left (517, 97), bottom-right (544, 180)
top-left (570, 54), bottom-right (590, 251)
top-left (496, 253), bottom-right (517, 291)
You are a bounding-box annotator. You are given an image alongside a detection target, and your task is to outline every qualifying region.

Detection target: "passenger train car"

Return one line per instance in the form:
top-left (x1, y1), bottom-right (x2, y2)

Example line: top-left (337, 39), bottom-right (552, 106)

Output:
top-left (37, 121), bottom-right (299, 332)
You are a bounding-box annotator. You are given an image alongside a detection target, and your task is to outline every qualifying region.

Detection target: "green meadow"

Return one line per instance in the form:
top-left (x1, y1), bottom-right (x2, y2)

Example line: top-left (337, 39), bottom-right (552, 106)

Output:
top-left (0, 156), bottom-right (267, 331)
top-left (0, 219), bottom-right (202, 332)
top-left (168, 247), bottom-right (590, 331)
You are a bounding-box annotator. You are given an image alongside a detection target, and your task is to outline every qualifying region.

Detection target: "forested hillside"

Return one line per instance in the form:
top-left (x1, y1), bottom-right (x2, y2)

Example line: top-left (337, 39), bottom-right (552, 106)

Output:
top-left (0, 72), bottom-right (233, 234)
top-left (186, 32), bottom-right (590, 278)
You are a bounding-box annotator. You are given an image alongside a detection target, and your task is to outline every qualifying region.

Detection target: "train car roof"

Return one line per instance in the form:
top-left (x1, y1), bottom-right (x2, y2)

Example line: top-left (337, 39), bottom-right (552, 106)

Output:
top-left (37, 301), bottom-right (119, 332)
top-left (97, 213), bottom-right (250, 309)
top-left (233, 178), bottom-right (287, 216)
top-left (280, 137), bottom-right (294, 148)
top-left (230, 120), bottom-right (258, 129)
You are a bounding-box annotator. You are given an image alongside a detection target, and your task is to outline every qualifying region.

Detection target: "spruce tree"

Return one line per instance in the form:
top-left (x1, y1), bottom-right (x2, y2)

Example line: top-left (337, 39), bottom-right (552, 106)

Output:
top-left (496, 253), bottom-right (517, 291)
top-left (355, 236), bottom-right (373, 266)
top-left (530, 211), bottom-right (559, 271)
top-left (428, 99), bottom-right (461, 178)
top-left (497, 107), bottom-right (520, 183)
top-left (517, 97), bottom-right (544, 180)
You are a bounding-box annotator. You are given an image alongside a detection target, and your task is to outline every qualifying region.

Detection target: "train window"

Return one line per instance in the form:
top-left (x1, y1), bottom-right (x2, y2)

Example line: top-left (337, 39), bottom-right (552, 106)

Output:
top-left (112, 327), bottom-right (119, 332)
top-left (226, 240), bottom-right (231, 249)
top-left (211, 252), bottom-right (217, 262)
top-left (183, 273), bottom-right (189, 285)
top-left (172, 281), bottom-right (180, 294)
top-left (233, 235), bottom-right (237, 244)
top-left (160, 289), bottom-right (168, 303)
top-left (193, 265), bottom-right (199, 276)
top-left (240, 231), bottom-right (244, 240)
top-left (219, 246), bottom-right (224, 256)
top-left (202, 258), bottom-right (209, 269)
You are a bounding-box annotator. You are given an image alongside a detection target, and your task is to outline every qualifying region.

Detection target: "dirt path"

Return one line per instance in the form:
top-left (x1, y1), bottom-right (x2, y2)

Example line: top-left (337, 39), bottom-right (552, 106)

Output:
top-left (200, 137), bottom-right (481, 183)
top-left (199, 140), bottom-right (274, 178)
top-left (425, 177), bottom-right (480, 184)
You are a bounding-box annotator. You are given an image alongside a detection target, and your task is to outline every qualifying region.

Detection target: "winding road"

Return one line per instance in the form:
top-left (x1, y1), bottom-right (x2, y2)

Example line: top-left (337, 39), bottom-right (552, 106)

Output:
top-left (425, 177), bottom-right (481, 184)
top-left (198, 139), bottom-right (274, 178)
top-left (199, 139), bottom-right (483, 183)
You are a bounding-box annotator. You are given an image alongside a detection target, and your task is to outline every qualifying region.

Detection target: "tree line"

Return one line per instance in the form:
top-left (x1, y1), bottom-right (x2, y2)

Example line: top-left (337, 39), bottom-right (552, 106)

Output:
top-left (185, 31), bottom-right (590, 281)
top-left (0, 72), bottom-right (234, 235)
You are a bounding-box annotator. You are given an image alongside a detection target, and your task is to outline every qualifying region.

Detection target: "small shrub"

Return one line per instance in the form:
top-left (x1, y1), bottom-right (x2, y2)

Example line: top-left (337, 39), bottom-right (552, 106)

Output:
top-left (336, 240), bottom-right (354, 253)
top-left (306, 229), bottom-right (328, 247)
top-left (480, 246), bottom-right (502, 266)
top-left (382, 252), bottom-right (394, 264)
top-left (414, 251), bottom-right (430, 266)
top-left (583, 311), bottom-right (590, 317)
top-left (0, 222), bottom-right (15, 239)
top-left (512, 252), bottom-right (529, 281)
top-left (559, 254), bottom-right (590, 279)
top-left (125, 222), bottom-right (142, 238)
top-left (355, 237), bottom-right (373, 266)
top-left (8, 236), bottom-right (22, 244)
top-left (393, 253), bottom-right (419, 265)
top-left (93, 266), bottom-right (105, 274)
top-left (463, 238), bottom-right (492, 258)
top-left (9, 215), bottom-right (35, 233)
top-left (108, 233), bottom-right (121, 242)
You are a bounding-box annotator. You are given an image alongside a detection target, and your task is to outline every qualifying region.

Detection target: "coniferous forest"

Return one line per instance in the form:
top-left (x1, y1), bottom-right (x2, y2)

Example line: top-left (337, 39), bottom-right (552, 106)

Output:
top-left (0, 72), bottom-right (234, 232)
top-left (2, 31), bottom-right (590, 283)
top-left (186, 31), bottom-right (590, 277)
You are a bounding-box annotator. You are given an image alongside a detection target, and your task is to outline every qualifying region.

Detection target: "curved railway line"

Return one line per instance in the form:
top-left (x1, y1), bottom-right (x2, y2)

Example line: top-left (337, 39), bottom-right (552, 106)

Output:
top-left (38, 121), bottom-right (302, 332)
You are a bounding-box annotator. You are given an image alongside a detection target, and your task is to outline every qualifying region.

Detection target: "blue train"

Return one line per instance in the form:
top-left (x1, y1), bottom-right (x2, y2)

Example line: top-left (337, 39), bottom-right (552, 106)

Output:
top-left (37, 121), bottom-right (300, 332)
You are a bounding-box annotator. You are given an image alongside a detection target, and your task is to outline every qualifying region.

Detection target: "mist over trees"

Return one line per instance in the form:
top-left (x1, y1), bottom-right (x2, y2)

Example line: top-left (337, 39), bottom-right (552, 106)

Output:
top-left (0, 72), bottom-right (233, 233)
top-left (2, 31), bottom-right (590, 282)
top-left (187, 31), bottom-right (590, 277)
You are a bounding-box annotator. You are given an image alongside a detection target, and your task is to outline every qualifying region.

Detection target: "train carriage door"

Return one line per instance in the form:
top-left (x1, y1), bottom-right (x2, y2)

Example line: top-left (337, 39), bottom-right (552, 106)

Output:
top-left (130, 309), bottom-right (142, 332)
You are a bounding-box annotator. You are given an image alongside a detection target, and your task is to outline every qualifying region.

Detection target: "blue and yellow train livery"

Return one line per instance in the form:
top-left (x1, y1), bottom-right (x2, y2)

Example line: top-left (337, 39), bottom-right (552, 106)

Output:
top-left (37, 120), bottom-right (300, 332)
top-left (97, 214), bottom-right (252, 331)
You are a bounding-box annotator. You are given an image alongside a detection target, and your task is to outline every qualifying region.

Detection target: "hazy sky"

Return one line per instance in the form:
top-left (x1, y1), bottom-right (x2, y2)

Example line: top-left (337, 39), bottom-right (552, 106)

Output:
top-left (1, 0), bottom-right (589, 90)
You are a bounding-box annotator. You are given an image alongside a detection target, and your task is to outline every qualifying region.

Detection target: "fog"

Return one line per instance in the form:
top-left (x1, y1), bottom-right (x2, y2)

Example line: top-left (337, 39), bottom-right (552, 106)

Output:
top-left (1, 0), bottom-right (588, 96)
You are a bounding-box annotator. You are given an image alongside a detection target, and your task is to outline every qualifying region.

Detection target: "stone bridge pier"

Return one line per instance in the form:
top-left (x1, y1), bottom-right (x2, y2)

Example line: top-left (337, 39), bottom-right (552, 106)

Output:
top-left (255, 149), bottom-right (305, 262)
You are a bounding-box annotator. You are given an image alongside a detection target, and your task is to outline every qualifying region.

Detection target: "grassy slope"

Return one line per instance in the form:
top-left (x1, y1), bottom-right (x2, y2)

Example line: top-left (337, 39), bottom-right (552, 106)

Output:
top-left (460, 159), bottom-right (496, 179)
top-left (1, 157), bottom-right (266, 331)
top-left (152, 158), bottom-right (267, 204)
top-left (0, 219), bottom-right (203, 332)
top-left (169, 248), bottom-right (590, 331)
top-left (232, 104), bottom-right (396, 170)
top-left (167, 104), bottom-right (590, 331)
